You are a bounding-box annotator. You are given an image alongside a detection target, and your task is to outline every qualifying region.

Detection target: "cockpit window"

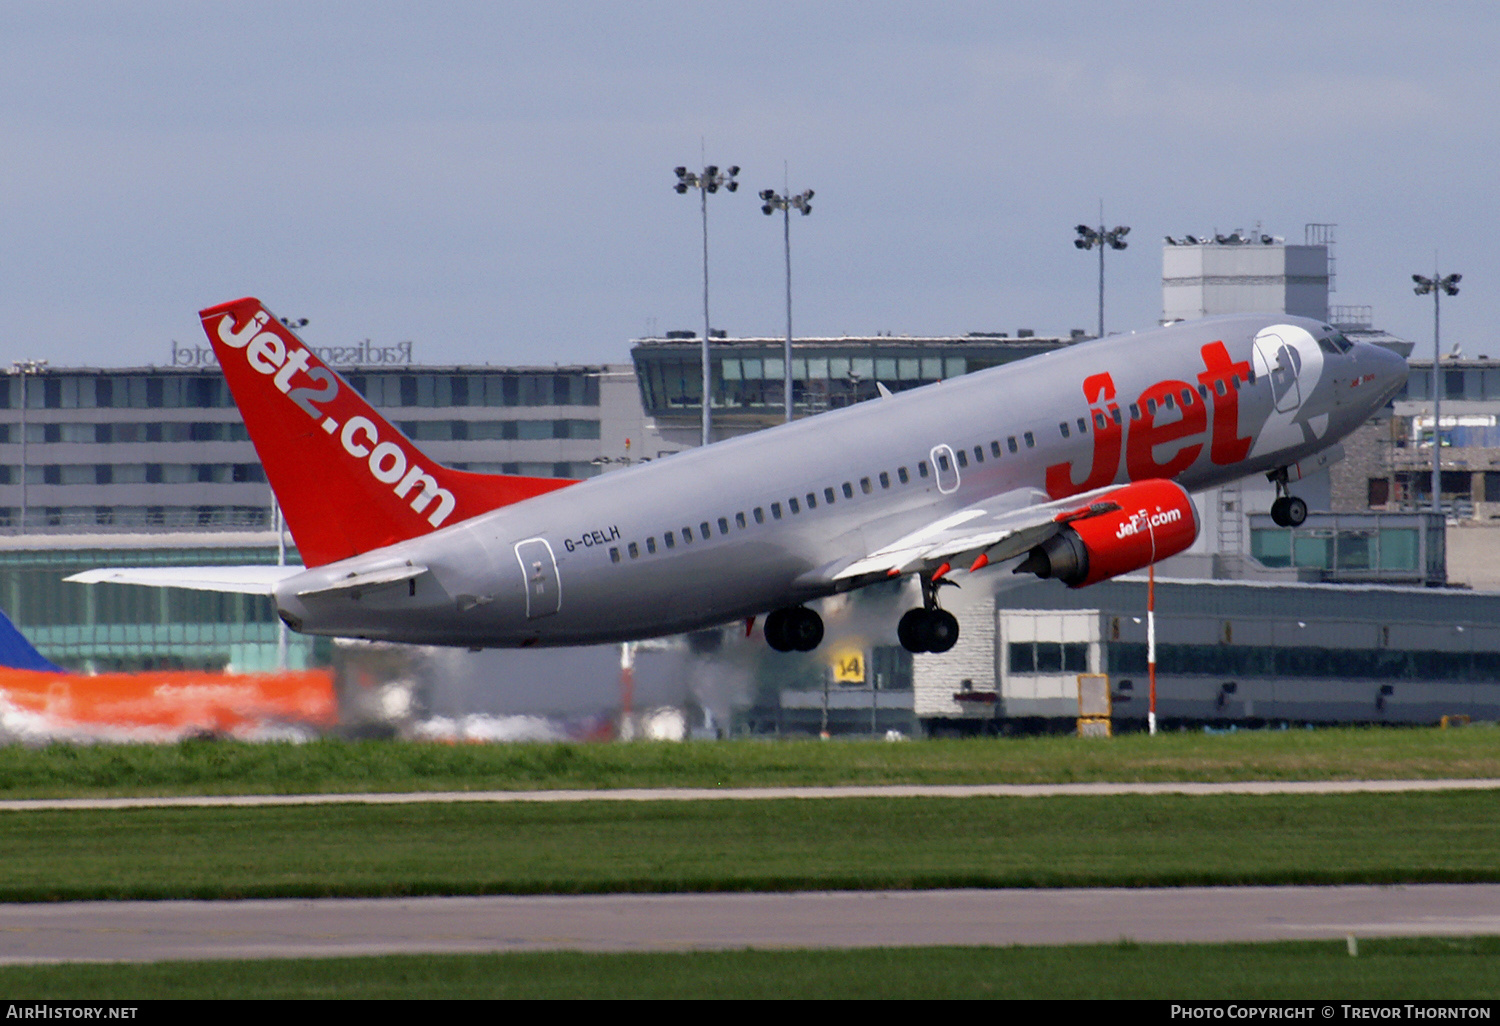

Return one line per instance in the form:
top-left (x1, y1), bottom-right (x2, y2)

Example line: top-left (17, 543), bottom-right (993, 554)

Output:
top-left (1318, 330), bottom-right (1354, 355)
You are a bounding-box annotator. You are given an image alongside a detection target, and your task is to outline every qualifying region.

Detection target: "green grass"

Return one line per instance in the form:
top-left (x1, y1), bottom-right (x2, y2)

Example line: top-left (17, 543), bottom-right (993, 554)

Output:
top-left (1, 725), bottom-right (1498, 799)
top-left (3, 937), bottom-right (1498, 999)
top-left (3, 791), bottom-right (1499, 901)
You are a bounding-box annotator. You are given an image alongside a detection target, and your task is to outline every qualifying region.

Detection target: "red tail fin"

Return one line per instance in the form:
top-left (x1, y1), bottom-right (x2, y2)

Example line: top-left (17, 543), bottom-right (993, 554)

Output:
top-left (200, 297), bottom-right (576, 567)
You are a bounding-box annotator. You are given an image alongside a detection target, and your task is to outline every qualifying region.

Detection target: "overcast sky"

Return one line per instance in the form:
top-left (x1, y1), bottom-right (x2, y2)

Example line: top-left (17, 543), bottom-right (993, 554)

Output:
top-left (1, 1), bottom-right (1496, 370)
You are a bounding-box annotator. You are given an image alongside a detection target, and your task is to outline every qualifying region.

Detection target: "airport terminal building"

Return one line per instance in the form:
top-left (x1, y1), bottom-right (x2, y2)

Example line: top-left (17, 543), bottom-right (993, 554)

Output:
top-left (0, 352), bottom-right (659, 671)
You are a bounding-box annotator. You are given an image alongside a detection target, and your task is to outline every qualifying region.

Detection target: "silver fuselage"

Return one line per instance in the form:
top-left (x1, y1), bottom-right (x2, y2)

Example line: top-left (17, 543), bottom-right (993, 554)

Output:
top-left (276, 314), bottom-right (1407, 646)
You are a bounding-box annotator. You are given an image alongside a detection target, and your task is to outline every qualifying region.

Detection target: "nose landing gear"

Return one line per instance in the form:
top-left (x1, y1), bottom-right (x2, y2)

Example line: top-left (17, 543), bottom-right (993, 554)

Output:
top-left (1268, 467), bottom-right (1308, 527)
top-left (897, 572), bottom-right (960, 654)
top-left (764, 606), bottom-right (825, 652)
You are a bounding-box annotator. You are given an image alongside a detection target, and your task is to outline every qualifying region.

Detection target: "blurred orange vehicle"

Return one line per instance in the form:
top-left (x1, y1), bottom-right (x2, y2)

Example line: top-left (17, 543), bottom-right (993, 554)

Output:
top-left (0, 609), bottom-right (336, 742)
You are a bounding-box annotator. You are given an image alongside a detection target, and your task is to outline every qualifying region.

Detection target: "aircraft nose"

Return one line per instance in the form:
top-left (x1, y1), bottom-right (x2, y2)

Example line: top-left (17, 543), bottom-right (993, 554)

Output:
top-left (1370, 345), bottom-right (1409, 403)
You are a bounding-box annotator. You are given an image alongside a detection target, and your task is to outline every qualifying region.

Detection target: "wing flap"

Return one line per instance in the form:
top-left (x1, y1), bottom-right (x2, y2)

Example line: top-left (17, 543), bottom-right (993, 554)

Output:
top-left (831, 483), bottom-right (1133, 583)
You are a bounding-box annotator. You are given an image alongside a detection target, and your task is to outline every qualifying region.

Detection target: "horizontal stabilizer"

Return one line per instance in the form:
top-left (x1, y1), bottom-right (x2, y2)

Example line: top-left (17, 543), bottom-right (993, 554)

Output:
top-left (64, 566), bottom-right (303, 595)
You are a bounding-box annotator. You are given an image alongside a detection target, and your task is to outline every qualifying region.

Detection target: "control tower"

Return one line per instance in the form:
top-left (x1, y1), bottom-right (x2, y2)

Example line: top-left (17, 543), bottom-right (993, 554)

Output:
top-left (1162, 225), bottom-right (1332, 324)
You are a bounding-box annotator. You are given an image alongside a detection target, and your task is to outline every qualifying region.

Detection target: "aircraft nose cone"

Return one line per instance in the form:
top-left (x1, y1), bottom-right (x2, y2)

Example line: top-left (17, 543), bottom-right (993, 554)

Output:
top-left (1376, 345), bottom-right (1410, 400)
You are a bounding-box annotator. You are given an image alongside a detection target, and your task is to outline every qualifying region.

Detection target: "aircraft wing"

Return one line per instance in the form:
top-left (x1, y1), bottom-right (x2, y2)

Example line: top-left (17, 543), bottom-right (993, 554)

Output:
top-left (828, 483), bottom-right (1131, 584)
top-left (64, 566), bottom-right (304, 595)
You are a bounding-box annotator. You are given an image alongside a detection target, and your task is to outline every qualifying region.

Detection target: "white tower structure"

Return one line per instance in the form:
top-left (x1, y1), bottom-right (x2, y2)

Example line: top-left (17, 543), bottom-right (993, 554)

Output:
top-left (1162, 227), bottom-right (1331, 324)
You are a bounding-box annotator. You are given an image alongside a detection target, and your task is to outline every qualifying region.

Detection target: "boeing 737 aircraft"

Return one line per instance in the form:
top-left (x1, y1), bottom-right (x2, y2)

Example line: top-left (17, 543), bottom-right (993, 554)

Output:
top-left (71, 298), bottom-right (1407, 655)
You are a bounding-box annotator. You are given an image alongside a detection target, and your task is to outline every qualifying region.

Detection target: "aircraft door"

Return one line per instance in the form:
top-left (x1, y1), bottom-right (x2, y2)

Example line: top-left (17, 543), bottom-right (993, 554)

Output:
top-left (514, 538), bottom-right (561, 619)
top-left (930, 444), bottom-right (961, 494)
top-left (1252, 331), bottom-right (1303, 414)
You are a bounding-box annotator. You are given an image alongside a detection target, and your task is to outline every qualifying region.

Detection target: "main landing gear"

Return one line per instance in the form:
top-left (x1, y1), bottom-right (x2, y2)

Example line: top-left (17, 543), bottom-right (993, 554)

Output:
top-left (763, 606), bottom-right (824, 652)
top-left (1268, 467), bottom-right (1308, 527)
top-left (897, 572), bottom-right (960, 654)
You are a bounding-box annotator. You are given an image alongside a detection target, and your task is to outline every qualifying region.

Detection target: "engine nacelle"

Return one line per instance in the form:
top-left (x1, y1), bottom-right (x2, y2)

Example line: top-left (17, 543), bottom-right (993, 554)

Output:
top-left (1015, 478), bottom-right (1200, 588)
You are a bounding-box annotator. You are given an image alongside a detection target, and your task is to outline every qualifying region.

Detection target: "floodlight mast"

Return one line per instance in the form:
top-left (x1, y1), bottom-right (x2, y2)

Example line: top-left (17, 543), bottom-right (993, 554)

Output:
top-left (1413, 268), bottom-right (1462, 514)
top-left (760, 184), bottom-right (814, 423)
top-left (674, 164), bottom-right (740, 446)
top-left (1074, 215), bottom-right (1129, 338)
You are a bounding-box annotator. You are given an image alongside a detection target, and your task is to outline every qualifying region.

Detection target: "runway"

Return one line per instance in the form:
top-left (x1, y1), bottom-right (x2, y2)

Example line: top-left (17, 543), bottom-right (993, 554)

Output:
top-left (3, 777), bottom-right (1499, 811)
top-left (3, 885), bottom-right (1499, 963)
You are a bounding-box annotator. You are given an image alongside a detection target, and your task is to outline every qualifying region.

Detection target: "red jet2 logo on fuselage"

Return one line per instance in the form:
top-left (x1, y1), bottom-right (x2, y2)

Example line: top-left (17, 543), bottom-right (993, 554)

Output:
top-left (1044, 341), bottom-right (1255, 500)
top-left (213, 312), bottom-right (458, 527)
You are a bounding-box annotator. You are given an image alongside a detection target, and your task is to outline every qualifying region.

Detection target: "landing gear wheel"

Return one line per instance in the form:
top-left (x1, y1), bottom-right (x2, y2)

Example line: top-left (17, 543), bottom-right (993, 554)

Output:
top-left (763, 609), bottom-right (794, 652)
top-left (924, 609), bottom-right (959, 653)
top-left (763, 607), bottom-right (824, 653)
top-left (785, 607), bottom-right (824, 652)
top-left (1270, 495), bottom-right (1308, 528)
top-left (1269, 467), bottom-right (1308, 527)
top-left (897, 608), bottom-right (961, 654)
top-left (898, 609), bottom-right (930, 653)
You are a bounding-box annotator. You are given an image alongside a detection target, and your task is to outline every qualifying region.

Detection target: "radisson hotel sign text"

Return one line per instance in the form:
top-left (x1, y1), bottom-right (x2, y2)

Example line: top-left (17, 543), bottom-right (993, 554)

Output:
top-left (171, 339), bottom-right (415, 369)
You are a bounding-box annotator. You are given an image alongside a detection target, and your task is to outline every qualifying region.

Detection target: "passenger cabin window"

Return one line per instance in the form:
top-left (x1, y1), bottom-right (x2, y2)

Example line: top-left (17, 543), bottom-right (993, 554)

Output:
top-left (1112, 408), bottom-right (1122, 424)
top-left (1215, 380), bottom-right (1227, 396)
top-left (1096, 412), bottom-right (1108, 429)
top-left (898, 467), bottom-right (910, 484)
top-left (955, 449), bottom-right (968, 468)
top-left (1023, 431), bottom-right (1035, 448)
top-left (735, 512), bottom-right (747, 529)
top-left (1129, 403), bottom-right (1141, 420)
top-left (824, 487), bottom-right (836, 504)
top-left (1058, 422), bottom-right (1070, 439)
top-left (973, 446), bottom-right (984, 463)
top-left (1007, 437), bottom-right (1018, 453)
top-left (1163, 393), bottom-right (1175, 410)
top-left (753, 507), bottom-right (765, 524)
top-left (701, 521), bottom-right (712, 538)
top-left (789, 497), bottom-right (801, 514)
top-left (682, 526), bottom-right (693, 542)
top-left (860, 477), bottom-right (872, 494)
top-left (610, 547), bottom-right (621, 563)
top-left (664, 531), bottom-right (675, 549)
top-left (918, 461), bottom-right (930, 478)
top-left (646, 537), bottom-right (657, 554)
top-left (842, 482), bottom-right (853, 499)
top-left (718, 517), bottom-right (729, 535)
top-left (771, 502), bottom-right (782, 519)
top-left (1147, 398), bottom-right (1158, 414)
top-left (879, 471), bottom-right (890, 488)
top-left (628, 542), bottom-right (639, 559)
top-left (990, 441), bottom-right (1002, 458)
top-left (807, 492), bottom-right (817, 509)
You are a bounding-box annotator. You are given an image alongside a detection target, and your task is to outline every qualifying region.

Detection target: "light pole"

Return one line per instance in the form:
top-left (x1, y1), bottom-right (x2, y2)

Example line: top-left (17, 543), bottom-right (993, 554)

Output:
top-left (759, 184), bottom-right (813, 423)
top-left (1074, 218), bottom-right (1129, 338)
top-left (674, 163), bottom-right (740, 446)
top-left (1413, 269), bottom-right (1461, 514)
top-left (9, 359), bottom-right (47, 533)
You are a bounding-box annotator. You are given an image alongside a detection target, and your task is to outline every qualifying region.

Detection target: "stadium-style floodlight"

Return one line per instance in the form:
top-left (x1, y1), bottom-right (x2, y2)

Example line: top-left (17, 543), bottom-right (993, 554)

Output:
top-left (673, 164), bottom-right (741, 446)
top-left (9, 359), bottom-right (48, 533)
top-left (760, 184), bottom-right (814, 423)
top-left (1413, 268), bottom-right (1462, 514)
top-left (1074, 216), bottom-right (1129, 338)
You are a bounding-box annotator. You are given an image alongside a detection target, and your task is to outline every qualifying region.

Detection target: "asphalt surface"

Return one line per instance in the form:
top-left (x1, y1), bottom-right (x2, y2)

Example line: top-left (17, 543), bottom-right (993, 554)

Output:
top-left (3, 777), bottom-right (1499, 811)
top-left (3, 886), bottom-right (1499, 963)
